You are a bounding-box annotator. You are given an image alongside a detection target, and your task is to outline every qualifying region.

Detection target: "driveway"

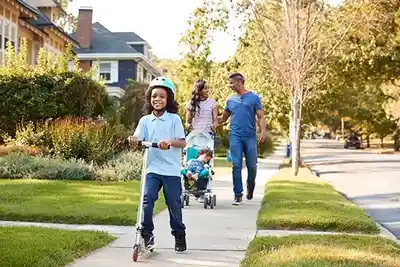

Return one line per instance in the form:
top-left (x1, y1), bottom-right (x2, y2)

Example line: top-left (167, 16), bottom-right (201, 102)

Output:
top-left (301, 139), bottom-right (400, 240)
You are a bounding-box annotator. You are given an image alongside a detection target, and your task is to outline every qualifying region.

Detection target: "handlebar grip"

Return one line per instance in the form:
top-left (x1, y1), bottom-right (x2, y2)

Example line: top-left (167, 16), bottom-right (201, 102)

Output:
top-left (138, 141), bottom-right (170, 149)
top-left (151, 142), bottom-right (159, 148)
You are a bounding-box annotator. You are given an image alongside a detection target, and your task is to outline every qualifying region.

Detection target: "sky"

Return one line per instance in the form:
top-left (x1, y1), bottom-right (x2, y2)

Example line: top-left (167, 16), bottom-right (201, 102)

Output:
top-left (68, 0), bottom-right (344, 62)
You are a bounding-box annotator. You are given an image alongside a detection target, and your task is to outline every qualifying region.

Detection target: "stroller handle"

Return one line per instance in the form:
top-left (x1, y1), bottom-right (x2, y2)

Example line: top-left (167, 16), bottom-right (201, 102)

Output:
top-left (138, 141), bottom-right (170, 149)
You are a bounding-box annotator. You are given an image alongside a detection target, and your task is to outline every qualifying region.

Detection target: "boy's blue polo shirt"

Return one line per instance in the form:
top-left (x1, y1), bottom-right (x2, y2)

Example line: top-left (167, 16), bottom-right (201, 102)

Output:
top-left (134, 111), bottom-right (185, 177)
top-left (224, 91), bottom-right (262, 137)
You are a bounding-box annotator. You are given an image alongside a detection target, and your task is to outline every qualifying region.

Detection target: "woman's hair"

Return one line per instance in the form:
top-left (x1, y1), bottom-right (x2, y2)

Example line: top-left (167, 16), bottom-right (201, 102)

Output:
top-left (143, 86), bottom-right (179, 114)
top-left (189, 80), bottom-right (207, 119)
top-left (198, 148), bottom-right (213, 158)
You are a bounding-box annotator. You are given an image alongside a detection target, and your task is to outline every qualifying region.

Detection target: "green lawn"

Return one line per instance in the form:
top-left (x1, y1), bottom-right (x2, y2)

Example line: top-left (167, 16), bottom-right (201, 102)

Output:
top-left (241, 235), bottom-right (400, 267)
top-left (257, 167), bottom-right (379, 234)
top-left (0, 179), bottom-right (165, 225)
top-left (0, 226), bottom-right (115, 267)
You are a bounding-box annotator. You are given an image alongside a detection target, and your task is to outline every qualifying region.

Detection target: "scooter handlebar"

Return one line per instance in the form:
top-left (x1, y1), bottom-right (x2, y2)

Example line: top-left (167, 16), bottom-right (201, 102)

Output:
top-left (138, 141), bottom-right (170, 149)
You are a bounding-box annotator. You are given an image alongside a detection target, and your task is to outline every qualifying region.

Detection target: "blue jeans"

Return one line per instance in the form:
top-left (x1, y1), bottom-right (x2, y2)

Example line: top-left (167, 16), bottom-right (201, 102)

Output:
top-left (141, 173), bottom-right (186, 236)
top-left (229, 134), bottom-right (257, 197)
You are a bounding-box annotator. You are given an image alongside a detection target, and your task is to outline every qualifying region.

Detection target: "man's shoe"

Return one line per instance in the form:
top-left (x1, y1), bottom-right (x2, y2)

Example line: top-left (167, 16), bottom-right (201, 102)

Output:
top-left (174, 232), bottom-right (187, 253)
top-left (246, 185), bottom-right (255, 200)
top-left (232, 195), bottom-right (243, 205)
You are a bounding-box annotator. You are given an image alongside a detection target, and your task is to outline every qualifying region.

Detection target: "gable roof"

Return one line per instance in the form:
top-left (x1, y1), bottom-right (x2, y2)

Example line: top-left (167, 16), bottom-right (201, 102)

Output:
top-left (70, 22), bottom-right (141, 54)
top-left (70, 22), bottom-right (162, 76)
top-left (18, 0), bottom-right (79, 46)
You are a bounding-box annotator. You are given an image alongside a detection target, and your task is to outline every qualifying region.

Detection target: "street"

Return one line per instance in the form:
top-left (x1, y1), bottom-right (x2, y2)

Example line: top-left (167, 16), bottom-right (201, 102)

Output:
top-left (301, 140), bottom-right (400, 240)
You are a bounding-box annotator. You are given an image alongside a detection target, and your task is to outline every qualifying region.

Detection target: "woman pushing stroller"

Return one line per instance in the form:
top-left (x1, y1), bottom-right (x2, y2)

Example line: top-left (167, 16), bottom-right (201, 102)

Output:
top-left (185, 79), bottom-right (218, 137)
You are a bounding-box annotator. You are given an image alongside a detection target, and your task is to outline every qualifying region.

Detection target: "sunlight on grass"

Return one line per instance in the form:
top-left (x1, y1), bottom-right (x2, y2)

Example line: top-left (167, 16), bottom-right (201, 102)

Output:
top-left (241, 235), bottom-right (400, 267)
top-left (0, 226), bottom-right (115, 267)
top-left (257, 167), bottom-right (379, 234)
top-left (0, 179), bottom-right (165, 225)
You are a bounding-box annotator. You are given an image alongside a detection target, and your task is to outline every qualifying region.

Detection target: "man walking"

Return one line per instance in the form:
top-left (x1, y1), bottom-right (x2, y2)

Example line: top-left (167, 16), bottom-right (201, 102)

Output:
top-left (219, 73), bottom-right (266, 205)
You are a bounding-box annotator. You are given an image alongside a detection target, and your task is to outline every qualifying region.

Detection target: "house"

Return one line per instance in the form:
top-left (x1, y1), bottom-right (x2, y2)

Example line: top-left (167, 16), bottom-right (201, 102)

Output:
top-left (70, 7), bottom-right (162, 98)
top-left (0, 0), bottom-right (79, 65)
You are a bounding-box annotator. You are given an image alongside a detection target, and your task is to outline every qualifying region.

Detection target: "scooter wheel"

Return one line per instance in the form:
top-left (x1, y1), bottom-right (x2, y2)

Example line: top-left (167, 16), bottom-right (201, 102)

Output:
top-left (132, 246), bottom-right (139, 262)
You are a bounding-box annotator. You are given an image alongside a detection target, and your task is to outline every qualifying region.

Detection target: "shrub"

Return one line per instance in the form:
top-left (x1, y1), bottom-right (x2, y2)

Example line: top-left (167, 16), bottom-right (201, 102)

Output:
top-left (0, 145), bottom-right (42, 156)
top-left (118, 80), bottom-right (147, 130)
top-left (0, 41), bottom-right (110, 138)
top-left (96, 151), bottom-right (143, 181)
top-left (0, 153), bottom-right (94, 180)
top-left (0, 151), bottom-right (145, 181)
top-left (258, 133), bottom-right (274, 157)
top-left (51, 117), bottom-right (117, 165)
top-left (1, 121), bottom-right (52, 149)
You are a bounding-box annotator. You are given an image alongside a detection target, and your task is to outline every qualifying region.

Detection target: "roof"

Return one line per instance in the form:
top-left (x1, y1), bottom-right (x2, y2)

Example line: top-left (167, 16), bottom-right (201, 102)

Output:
top-left (18, 0), bottom-right (79, 46)
top-left (70, 22), bottom-right (142, 54)
top-left (112, 32), bottom-right (146, 43)
top-left (70, 22), bottom-right (162, 76)
top-left (17, 0), bottom-right (39, 15)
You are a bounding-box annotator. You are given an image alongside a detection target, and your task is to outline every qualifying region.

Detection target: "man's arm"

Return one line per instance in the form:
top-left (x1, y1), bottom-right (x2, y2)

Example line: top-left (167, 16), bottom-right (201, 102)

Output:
top-left (256, 109), bottom-right (266, 143)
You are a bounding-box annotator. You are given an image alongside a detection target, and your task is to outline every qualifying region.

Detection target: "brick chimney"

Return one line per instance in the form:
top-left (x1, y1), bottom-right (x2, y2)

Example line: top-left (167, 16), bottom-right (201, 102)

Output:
top-left (76, 6), bottom-right (93, 49)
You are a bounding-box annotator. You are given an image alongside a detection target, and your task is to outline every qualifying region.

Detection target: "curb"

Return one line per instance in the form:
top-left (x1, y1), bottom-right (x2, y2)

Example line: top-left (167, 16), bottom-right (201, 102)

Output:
top-left (301, 161), bottom-right (400, 245)
top-left (374, 221), bottom-right (400, 246)
top-left (302, 161), bottom-right (320, 177)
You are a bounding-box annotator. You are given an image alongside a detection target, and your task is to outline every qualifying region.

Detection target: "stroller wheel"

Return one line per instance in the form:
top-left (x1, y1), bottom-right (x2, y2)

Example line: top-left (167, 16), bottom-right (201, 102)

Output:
top-left (185, 195), bottom-right (190, 206)
top-left (210, 196), bottom-right (214, 209)
top-left (213, 194), bottom-right (216, 206)
top-left (180, 195), bottom-right (185, 208)
top-left (203, 197), bottom-right (208, 209)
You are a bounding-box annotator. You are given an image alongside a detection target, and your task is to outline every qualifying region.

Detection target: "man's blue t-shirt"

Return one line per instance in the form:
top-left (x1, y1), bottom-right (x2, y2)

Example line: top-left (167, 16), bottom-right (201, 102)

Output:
top-left (224, 91), bottom-right (262, 137)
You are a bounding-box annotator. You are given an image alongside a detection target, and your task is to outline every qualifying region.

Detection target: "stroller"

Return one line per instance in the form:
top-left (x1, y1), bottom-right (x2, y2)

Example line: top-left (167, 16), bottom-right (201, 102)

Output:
top-left (180, 131), bottom-right (217, 209)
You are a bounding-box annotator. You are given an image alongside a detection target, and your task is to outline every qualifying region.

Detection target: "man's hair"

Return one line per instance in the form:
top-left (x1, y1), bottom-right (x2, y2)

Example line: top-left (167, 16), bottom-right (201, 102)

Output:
top-left (228, 72), bottom-right (245, 84)
top-left (198, 148), bottom-right (213, 157)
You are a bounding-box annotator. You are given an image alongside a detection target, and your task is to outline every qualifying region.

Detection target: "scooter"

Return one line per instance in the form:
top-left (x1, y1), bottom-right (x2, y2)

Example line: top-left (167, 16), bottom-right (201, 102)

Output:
top-left (132, 140), bottom-right (168, 262)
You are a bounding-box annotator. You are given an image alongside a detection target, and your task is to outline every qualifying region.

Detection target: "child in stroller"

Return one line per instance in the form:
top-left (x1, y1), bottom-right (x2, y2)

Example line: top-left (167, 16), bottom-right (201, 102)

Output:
top-left (182, 148), bottom-right (213, 197)
top-left (180, 131), bottom-right (217, 209)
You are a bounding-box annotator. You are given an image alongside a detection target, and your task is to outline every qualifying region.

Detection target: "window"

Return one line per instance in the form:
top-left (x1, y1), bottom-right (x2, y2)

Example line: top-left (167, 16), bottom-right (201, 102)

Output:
top-left (99, 62), bottom-right (111, 81)
top-left (146, 72), bottom-right (152, 83)
top-left (44, 42), bottom-right (60, 55)
top-left (94, 61), bottom-right (118, 83)
top-left (0, 15), bottom-right (18, 63)
top-left (137, 65), bottom-right (143, 82)
top-left (32, 42), bottom-right (40, 64)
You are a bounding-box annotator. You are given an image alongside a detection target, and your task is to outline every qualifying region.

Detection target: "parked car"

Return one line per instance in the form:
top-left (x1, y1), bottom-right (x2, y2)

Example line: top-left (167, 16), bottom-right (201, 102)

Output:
top-left (344, 135), bottom-right (361, 149)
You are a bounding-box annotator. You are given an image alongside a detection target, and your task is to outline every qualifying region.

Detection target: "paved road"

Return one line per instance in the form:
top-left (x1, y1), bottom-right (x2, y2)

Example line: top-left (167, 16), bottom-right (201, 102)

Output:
top-left (302, 139), bottom-right (400, 240)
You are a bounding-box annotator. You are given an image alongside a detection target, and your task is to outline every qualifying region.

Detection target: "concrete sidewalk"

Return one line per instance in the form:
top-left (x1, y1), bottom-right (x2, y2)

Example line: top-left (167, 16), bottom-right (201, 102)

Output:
top-left (2, 147), bottom-right (284, 267)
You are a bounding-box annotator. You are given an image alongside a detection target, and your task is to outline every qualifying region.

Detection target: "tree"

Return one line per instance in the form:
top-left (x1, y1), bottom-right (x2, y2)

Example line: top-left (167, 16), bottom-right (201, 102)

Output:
top-left (233, 0), bottom-right (370, 175)
top-left (54, 0), bottom-right (77, 32)
top-left (118, 80), bottom-right (147, 130)
top-left (323, 0), bottom-right (400, 149)
top-left (177, 0), bottom-right (229, 114)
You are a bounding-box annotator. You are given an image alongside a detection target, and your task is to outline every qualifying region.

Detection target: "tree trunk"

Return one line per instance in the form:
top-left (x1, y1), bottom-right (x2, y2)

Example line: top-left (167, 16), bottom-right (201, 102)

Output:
top-left (380, 137), bottom-right (384, 148)
top-left (291, 104), bottom-right (300, 176)
top-left (366, 134), bottom-right (370, 148)
top-left (394, 128), bottom-right (399, 152)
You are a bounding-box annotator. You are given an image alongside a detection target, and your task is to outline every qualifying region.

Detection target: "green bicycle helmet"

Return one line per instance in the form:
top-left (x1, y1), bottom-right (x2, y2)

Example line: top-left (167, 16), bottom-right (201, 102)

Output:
top-left (149, 77), bottom-right (176, 94)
